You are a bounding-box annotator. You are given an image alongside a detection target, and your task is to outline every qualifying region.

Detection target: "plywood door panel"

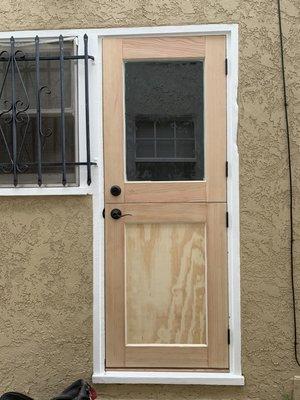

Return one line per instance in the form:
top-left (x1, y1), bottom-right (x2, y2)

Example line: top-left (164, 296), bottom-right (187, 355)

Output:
top-left (126, 222), bottom-right (207, 345)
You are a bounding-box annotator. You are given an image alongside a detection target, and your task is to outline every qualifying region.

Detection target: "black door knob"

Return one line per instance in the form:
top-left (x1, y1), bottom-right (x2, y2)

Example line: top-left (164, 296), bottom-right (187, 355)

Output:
top-left (110, 185), bottom-right (121, 196)
top-left (110, 209), bottom-right (132, 220)
top-left (111, 208), bottom-right (122, 220)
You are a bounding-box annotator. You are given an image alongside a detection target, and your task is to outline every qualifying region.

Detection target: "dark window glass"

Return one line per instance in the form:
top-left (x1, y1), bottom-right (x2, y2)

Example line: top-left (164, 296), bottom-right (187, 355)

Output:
top-left (0, 40), bottom-right (78, 186)
top-left (125, 61), bottom-right (204, 181)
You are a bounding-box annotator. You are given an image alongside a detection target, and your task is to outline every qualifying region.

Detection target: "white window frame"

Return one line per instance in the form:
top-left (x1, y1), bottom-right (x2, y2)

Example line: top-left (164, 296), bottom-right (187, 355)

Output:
top-left (0, 32), bottom-right (96, 195)
top-left (0, 24), bottom-right (242, 385)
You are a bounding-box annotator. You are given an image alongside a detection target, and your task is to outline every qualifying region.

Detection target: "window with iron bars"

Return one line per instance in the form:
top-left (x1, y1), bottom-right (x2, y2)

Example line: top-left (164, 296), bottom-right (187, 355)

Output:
top-left (0, 34), bottom-right (94, 187)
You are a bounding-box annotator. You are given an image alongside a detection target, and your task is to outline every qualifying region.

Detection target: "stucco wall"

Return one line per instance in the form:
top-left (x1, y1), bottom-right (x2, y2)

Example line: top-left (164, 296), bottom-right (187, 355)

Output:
top-left (0, 1), bottom-right (299, 399)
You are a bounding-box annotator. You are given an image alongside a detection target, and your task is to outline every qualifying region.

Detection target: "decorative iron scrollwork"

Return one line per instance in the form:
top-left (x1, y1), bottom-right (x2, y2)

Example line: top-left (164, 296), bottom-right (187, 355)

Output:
top-left (0, 34), bottom-right (95, 186)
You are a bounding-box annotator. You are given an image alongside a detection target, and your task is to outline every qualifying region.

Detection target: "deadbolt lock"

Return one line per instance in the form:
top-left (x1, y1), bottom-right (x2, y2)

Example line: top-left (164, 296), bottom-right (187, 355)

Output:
top-left (110, 185), bottom-right (121, 196)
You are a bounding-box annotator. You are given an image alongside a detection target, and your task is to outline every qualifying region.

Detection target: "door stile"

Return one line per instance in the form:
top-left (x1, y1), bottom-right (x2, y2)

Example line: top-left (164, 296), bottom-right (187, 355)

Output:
top-left (103, 38), bottom-right (125, 204)
top-left (207, 203), bottom-right (228, 367)
top-left (105, 207), bottom-right (125, 367)
top-left (204, 36), bottom-right (227, 203)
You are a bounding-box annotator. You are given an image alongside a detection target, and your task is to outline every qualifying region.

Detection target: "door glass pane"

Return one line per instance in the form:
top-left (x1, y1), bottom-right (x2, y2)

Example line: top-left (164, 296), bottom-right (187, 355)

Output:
top-left (136, 140), bottom-right (155, 158)
top-left (125, 61), bottom-right (204, 181)
top-left (156, 121), bottom-right (174, 138)
top-left (156, 140), bottom-right (175, 158)
top-left (125, 222), bottom-right (207, 345)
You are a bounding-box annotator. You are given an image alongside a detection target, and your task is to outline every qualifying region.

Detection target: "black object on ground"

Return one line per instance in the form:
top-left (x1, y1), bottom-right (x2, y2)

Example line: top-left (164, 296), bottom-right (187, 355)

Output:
top-left (0, 379), bottom-right (97, 400)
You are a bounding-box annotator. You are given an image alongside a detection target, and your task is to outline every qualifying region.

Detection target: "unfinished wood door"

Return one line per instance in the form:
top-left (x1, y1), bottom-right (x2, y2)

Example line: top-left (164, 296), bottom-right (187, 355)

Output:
top-left (103, 36), bottom-right (228, 369)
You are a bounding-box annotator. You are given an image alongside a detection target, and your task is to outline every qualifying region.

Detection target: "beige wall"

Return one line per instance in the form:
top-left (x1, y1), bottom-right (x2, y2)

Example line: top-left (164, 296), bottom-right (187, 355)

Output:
top-left (0, 0), bottom-right (299, 399)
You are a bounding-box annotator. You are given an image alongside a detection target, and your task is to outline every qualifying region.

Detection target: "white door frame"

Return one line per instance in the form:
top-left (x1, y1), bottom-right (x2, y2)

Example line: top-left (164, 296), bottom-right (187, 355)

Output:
top-left (92, 23), bottom-right (242, 385)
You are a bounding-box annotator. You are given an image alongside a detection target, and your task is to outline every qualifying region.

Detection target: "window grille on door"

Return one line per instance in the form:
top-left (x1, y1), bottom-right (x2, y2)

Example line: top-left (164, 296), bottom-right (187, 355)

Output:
top-left (133, 115), bottom-right (197, 162)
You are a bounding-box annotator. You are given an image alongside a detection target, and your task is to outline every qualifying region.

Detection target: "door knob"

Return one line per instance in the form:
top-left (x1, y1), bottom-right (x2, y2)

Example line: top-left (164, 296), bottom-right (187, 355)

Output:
top-left (110, 185), bottom-right (121, 196)
top-left (111, 208), bottom-right (122, 219)
top-left (110, 209), bottom-right (132, 220)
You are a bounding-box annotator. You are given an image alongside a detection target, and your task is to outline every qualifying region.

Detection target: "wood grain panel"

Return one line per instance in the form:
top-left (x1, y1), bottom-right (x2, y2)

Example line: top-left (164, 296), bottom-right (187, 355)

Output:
top-left (125, 346), bottom-right (208, 368)
top-left (125, 182), bottom-right (207, 203)
top-left (205, 36), bottom-right (227, 202)
top-left (111, 202), bottom-right (208, 223)
top-left (122, 37), bottom-right (206, 60)
top-left (105, 210), bottom-right (126, 367)
top-left (207, 202), bottom-right (228, 367)
top-left (103, 38), bottom-right (125, 203)
top-left (126, 223), bottom-right (207, 345)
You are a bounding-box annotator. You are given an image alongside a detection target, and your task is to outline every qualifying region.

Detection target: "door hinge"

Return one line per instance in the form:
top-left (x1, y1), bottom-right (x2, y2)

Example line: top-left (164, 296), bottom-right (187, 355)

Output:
top-left (226, 211), bottom-right (229, 228)
top-left (225, 58), bottom-right (228, 75)
top-left (102, 208), bottom-right (105, 219)
top-left (228, 328), bottom-right (231, 345)
top-left (225, 161), bottom-right (228, 177)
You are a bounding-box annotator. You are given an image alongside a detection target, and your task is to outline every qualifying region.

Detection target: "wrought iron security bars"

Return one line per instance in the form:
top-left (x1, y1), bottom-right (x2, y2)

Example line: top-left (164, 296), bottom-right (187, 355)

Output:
top-left (0, 34), bottom-right (95, 187)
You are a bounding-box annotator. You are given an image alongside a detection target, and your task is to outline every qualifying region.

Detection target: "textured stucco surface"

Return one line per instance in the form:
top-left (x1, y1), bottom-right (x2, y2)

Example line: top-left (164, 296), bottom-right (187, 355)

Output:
top-left (0, 0), bottom-right (300, 399)
top-left (0, 197), bottom-right (93, 393)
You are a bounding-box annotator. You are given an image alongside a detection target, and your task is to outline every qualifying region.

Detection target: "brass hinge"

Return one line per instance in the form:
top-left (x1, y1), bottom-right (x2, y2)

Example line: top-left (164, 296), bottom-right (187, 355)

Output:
top-left (228, 328), bottom-right (231, 345)
top-left (225, 161), bottom-right (228, 177)
top-left (102, 208), bottom-right (105, 219)
top-left (226, 211), bottom-right (229, 228)
top-left (225, 58), bottom-right (228, 75)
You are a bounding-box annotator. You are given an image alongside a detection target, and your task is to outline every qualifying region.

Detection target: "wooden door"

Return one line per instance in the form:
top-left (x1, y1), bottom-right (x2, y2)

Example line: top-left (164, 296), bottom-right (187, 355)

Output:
top-left (103, 36), bottom-right (228, 370)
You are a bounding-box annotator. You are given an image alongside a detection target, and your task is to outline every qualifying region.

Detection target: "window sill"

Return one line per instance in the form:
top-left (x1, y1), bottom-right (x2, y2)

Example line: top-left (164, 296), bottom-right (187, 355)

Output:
top-left (92, 371), bottom-right (245, 385)
top-left (0, 186), bottom-right (93, 196)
